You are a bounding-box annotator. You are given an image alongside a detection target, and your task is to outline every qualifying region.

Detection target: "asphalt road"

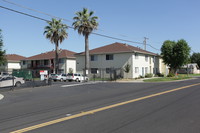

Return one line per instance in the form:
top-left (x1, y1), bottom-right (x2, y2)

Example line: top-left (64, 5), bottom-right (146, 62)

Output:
top-left (0, 78), bottom-right (200, 133)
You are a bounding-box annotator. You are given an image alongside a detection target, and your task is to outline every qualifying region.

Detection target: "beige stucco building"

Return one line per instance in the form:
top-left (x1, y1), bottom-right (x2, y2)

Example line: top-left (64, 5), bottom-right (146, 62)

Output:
top-left (76, 42), bottom-right (167, 79)
top-left (0, 54), bottom-right (26, 73)
top-left (22, 49), bottom-right (76, 75)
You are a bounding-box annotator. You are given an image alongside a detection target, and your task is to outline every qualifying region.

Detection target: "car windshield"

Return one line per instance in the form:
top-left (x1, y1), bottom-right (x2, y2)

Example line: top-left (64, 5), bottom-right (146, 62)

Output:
top-left (67, 73), bottom-right (73, 76)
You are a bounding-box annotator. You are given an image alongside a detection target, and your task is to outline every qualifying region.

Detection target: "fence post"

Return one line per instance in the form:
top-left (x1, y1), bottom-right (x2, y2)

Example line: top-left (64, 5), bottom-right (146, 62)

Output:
top-left (11, 75), bottom-right (14, 91)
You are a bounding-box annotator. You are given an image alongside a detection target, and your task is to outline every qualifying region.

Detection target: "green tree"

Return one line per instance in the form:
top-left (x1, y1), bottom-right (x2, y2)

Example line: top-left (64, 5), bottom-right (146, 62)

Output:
top-left (161, 39), bottom-right (190, 75)
top-left (44, 18), bottom-right (68, 74)
top-left (0, 29), bottom-right (6, 65)
top-left (124, 63), bottom-right (131, 78)
top-left (72, 8), bottom-right (98, 75)
top-left (191, 52), bottom-right (200, 67)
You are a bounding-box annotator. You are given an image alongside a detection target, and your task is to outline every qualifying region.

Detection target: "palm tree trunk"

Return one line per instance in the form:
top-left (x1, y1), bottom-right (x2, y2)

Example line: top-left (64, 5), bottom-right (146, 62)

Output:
top-left (85, 34), bottom-right (89, 76)
top-left (55, 41), bottom-right (59, 74)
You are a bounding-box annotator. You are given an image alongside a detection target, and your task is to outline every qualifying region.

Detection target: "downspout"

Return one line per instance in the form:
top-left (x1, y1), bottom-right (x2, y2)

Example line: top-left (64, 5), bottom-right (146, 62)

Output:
top-left (65, 58), bottom-right (67, 74)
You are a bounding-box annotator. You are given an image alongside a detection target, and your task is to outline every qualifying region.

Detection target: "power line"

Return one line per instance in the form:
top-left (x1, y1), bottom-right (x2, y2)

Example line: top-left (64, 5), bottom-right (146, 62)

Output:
top-left (3, 0), bottom-right (196, 53)
top-left (92, 33), bottom-right (144, 44)
top-left (0, 5), bottom-right (49, 22)
top-left (0, 5), bottom-right (160, 51)
top-left (2, 0), bottom-right (71, 22)
top-left (2, 0), bottom-right (144, 41)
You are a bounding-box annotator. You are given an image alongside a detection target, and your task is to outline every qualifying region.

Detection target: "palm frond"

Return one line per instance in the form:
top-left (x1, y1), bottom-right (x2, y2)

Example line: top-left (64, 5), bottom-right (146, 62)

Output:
top-left (44, 18), bottom-right (68, 44)
top-left (72, 8), bottom-right (99, 36)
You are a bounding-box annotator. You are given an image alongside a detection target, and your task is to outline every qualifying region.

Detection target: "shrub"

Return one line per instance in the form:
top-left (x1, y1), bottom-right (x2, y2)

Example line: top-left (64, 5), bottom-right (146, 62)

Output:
top-left (145, 73), bottom-right (153, 78)
top-left (156, 72), bottom-right (164, 77)
top-left (139, 75), bottom-right (144, 78)
top-left (167, 73), bottom-right (175, 77)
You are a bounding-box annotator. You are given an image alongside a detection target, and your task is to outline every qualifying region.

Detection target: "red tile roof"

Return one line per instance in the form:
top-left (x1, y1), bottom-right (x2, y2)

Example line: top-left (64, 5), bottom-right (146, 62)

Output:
top-left (6, 54), bottom-right (26, 61)
top-left (27, 49), bottom-right (76, 60)
top-left (76, 42), bottom-right (157, 55)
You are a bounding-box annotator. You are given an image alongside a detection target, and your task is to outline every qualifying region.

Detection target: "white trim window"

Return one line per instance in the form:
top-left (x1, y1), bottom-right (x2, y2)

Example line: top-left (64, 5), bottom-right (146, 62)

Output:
top-left (59, 58), bottom-right (64, 64)
top-left (91, 68), bottom-right (98, 74)
top-left (91, 55), bottom-right (98, 61)
top-left (145, 55), bottom-right (148, 62)
top-left (145, 67), bottom-right (148, 73)
top-left (106, 54), bottom-right (114, 60)
top-left (153, 56), bottom-right (155, 63)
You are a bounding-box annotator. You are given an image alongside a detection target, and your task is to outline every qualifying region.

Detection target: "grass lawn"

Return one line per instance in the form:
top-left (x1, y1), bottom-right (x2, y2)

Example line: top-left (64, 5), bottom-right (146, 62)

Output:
top-left (179, 74), bottom-right (200, 77)
top-left (143, 76), bottom-right (191, 82)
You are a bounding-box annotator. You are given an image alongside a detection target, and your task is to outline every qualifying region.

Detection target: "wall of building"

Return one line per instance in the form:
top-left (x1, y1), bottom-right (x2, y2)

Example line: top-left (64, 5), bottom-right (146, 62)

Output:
top-left (76, 52), bottom-right (133, 78)
top-left (66, 59), bottom-right (76, 73)
top-left (132, 53), bottom-right (157, 78)
top-left (0, 62), bottom-right (21, 73)
top-left (159, 58), bottom-right (169, 76)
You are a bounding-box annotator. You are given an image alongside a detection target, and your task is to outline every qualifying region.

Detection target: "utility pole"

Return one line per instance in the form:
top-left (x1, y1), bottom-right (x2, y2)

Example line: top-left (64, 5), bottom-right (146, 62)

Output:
top-left (143, 37), bottom-right (149, 50)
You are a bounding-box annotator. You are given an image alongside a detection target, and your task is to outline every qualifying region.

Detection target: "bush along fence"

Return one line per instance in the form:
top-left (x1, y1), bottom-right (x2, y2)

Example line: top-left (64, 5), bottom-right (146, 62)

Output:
top-left (0, 69), bottom-right (52, 91)
top-left (82, 68), bottom-right (124, 81)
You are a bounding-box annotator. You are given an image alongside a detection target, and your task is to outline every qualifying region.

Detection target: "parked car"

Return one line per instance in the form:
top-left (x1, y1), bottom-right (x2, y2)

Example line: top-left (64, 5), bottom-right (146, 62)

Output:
top-left (0, 72), bottom-right (10, 77)
top-left (51, 74), bottom-right (67, 82)
top-left (0, 76), bottom-right (25, 87)
top-left (66, 73), bottom-right (89, 82)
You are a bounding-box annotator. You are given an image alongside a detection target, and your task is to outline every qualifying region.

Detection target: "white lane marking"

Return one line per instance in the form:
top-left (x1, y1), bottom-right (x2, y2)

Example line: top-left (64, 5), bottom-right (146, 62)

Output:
top-left (0, 94), bottom-right (4, 100)
top-left (61, 82), bottom-right (99, 88)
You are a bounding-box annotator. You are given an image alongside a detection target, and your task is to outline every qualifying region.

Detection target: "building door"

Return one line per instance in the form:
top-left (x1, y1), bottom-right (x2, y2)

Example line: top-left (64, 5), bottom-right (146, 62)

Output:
top-left (142, 67), bottom-right (144, 76)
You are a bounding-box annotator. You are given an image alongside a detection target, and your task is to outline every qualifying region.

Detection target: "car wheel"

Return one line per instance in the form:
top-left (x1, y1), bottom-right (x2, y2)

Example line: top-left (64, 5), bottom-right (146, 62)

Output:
top-left (15, 82), bottom-right (21, 87)
top-left (60, 78), bottom-right (63, 82)
top-left (75, 78), bottom-right (79, 82)
top-left (85, 78), bottom-right (88, 82)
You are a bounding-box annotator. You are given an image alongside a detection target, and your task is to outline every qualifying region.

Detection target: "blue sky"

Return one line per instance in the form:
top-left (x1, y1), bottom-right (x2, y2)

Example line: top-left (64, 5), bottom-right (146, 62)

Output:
top-left (0, 0), bottom-right (200, 57)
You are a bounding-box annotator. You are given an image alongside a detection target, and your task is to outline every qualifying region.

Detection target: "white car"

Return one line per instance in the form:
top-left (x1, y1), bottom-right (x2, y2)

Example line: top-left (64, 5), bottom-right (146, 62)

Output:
top-left (0, 76), bottom-right (25, 87)
top-left (51, 74), bottom-right (67, 82)
top-left (67, 73), bottom-right (89, 82)
top-left (0, 72), bottom-right (10, 77)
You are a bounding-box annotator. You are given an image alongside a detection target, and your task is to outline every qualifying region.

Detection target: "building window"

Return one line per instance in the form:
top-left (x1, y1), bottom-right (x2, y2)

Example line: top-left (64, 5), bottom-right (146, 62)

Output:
top-left (44, 60), bottom-right (49, 65)
top-left (106, 54), bottom-right (113, 60)
top-left (22, 60), bottom-right (26, 65)
top-left (153, 56), bottom-right (156, 63)
top-left (135, 67), bottom-right (139, 73)
top-left (58, 69), bottom-right (64, 74)
top-left (91, 55), bottom-right (98, 61)
top-left (145, 67), bottom-right (148, 73)
top-left (145, 55), bottom-right (148, 62)
top-left (36, 60), bottom-right (40, 65)
top-left (91, 68), bottom-right (98, 74)
top-left (153, 68), bottom-right (155, 74)
top-left (135, 53), bottom-right (139, 59)
top-left (59, 58), bottom-right (64, 64)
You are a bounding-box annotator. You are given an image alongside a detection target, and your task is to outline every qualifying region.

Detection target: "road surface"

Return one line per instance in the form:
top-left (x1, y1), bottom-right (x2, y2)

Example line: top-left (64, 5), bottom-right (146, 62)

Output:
top-left (0, 78), bottom-right (200, 133)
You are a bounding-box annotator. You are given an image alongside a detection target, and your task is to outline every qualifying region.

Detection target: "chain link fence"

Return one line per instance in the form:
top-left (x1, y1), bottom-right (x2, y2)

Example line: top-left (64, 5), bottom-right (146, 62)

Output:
top-left (84, 68), bottom-right (124, 81)
top-left (0, 69), bottom-right (52, 91)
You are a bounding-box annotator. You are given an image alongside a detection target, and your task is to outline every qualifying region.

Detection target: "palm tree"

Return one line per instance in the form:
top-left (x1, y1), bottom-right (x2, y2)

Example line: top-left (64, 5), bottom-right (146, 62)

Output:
top-left (44, 18), bottom-right (68, 74)
top-left (72, 8), bottom-right (98, 75)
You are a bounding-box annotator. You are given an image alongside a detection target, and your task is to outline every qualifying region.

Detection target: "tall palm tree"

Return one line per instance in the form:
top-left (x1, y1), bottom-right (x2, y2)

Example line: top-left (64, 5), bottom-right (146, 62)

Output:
top-left (44, 18), bottom-right (68, 74)
top-left (72, 8), bottom-right (98, 75)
